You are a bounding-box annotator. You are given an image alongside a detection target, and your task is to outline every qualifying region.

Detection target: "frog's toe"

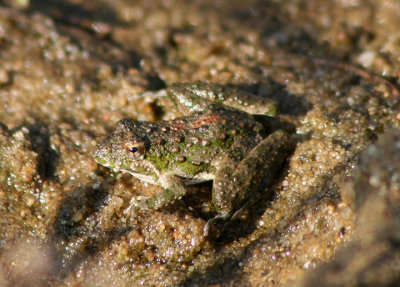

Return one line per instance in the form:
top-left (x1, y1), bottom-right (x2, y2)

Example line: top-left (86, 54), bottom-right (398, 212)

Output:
top-left (123, 196), bottom-right (150, 217)
top-left (203, 212), bottom-right (231, 237)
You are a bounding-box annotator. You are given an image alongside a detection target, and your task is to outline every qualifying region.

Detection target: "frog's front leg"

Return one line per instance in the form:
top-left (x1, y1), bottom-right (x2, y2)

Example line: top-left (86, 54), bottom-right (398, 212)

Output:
top-left (205, 130), bottom-right (290, 235)
top-left (124, 175), bottom-right (187, 215)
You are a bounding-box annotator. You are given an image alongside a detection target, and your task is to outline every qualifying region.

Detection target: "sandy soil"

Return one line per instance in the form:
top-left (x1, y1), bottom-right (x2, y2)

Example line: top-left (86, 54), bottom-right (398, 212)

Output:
top-left (1, 0), bottom-right (400, 286)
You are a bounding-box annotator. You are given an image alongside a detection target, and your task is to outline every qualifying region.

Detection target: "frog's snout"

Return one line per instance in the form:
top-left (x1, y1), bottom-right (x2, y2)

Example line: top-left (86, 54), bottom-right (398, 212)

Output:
top-left (94, 142), bottom-right (109, 165)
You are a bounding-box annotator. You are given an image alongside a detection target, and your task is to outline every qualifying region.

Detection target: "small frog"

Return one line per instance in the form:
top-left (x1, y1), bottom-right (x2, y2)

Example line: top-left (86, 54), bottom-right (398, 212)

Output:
top-left (94, 82), bottom-right (290, 235)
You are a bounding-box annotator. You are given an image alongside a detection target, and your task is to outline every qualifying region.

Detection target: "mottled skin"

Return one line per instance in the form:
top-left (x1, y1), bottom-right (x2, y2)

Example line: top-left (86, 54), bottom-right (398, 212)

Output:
top-left (95, 82), bottom-right (290, 235)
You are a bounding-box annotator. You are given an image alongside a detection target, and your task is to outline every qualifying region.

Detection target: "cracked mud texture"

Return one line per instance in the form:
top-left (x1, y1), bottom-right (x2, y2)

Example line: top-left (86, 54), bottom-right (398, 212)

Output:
top-left (1, 0), bottom-right (400, 286)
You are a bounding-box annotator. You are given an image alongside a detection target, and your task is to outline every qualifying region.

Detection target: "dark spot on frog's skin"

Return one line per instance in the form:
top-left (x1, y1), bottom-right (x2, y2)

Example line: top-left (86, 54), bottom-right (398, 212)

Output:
top-left (234, 156), bottom-right (242, 161)
top-left (177, 156), bottom-right (186, 162)
top-left (171, 136), bottom-right (184, 143)
top-left (171, 146), bottom-right (180, 153)
top-left (156, 138), bottom-right (166, 145)
top-left (199, 125), bottom-right (210, 132)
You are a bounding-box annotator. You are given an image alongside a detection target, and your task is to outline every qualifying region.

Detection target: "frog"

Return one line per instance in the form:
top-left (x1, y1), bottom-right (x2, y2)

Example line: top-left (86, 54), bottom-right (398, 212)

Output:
top-left (94, 82), bottom-right (290, 236)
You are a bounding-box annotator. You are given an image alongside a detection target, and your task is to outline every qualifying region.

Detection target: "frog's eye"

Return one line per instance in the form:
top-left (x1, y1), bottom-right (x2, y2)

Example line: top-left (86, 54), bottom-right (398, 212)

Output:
top-left (125, 141), bottom-right (145, 160)
top-left (129, 147), bottom-right (138, 153)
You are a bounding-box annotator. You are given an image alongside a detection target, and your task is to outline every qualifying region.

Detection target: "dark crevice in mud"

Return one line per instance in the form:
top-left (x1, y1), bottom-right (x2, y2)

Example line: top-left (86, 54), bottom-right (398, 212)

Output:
top-left (50, 182), bottom-right (134, 281)
top-left (22, 121), bottom-right (59, 200)
top-left (26, 122), bottom-right (59, 182)
top-left (0, 69), bottom-right (14, 88)
top-left (29, 0), bottom-right (124, 27)
top-left (0, 121), bottom-right (9, 133)
top-left (146, 74), bottom-right (167, 91)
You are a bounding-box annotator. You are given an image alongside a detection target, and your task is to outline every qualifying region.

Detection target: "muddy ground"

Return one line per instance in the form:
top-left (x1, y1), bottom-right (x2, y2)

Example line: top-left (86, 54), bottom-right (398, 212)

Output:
top-left (1, 0), bottom-right (400, 286)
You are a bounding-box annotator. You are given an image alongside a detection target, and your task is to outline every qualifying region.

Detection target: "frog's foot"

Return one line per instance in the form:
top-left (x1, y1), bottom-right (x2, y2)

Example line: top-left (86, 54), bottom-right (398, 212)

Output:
top-left (203, 212), bottom-right (231, 237)
top-left (123, 196), bottom-right (151, 217)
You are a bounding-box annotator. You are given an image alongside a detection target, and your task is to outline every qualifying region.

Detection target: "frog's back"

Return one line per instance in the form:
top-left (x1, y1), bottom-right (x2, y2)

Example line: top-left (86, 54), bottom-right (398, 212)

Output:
top-left (145, 106), bottom-right (266, 181)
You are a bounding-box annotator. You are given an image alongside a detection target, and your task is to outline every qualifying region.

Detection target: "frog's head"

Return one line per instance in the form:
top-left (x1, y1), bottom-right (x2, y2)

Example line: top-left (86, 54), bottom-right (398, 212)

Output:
top-left (94, 118), bottom-right (150, 174)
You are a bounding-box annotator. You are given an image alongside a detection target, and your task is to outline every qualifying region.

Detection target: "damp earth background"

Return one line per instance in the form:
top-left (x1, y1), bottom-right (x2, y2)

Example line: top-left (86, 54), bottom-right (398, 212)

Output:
top-left (1, 0), bottom-right (400, 286)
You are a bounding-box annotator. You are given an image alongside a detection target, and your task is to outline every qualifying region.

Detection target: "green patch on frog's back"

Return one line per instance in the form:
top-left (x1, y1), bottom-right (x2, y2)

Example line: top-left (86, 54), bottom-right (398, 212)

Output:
top-left (145, 152), bottom-right (216, 177)
top-left (145, 129), bottom-right (241, 176)
top-left (173, 155), bottom-right (217, 176)
top-left (146, 143), bottom-right (218, 176)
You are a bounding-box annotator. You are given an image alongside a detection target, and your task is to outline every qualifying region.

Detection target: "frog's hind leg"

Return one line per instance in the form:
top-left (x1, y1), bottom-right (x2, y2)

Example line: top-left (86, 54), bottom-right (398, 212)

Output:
top-left (207, 130), bottom-right (290, 235)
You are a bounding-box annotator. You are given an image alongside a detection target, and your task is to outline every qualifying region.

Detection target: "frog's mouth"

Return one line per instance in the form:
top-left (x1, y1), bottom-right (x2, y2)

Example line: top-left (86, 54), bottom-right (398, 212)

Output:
top-left (111, 159), bottom-right (159, 184)
top-left (117, 164), bottom-right (153, 175)
top-left (120, 169), bottom-right (158, 185)
top-left (94, 155), bottom-right (109, 167)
